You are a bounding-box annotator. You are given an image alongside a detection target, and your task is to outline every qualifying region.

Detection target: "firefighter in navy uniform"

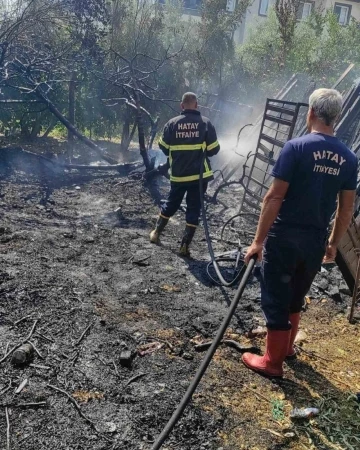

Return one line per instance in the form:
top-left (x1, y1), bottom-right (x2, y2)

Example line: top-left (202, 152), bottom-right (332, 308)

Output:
top-left (150, 92), bottom-right (220, 256)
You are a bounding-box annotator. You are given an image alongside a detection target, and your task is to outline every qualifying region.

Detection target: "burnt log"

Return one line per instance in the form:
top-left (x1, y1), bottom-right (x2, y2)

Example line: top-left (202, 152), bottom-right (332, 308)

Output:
top-left (34, 88), bottom-right (118, 165)
top-left (0, 147), bottom-right (140, 175)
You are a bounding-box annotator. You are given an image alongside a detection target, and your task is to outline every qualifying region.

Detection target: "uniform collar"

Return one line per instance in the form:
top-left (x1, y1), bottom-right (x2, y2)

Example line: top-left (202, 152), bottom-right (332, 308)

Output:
top-left (181, 109), bottom-right (200, 115)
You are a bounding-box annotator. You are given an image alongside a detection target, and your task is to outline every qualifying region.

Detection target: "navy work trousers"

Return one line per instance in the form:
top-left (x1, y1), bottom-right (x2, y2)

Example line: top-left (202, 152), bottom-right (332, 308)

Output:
top-left (161, 182), bottom-right (207, 226)
top-left (260, 228), bottom-right (326, 330)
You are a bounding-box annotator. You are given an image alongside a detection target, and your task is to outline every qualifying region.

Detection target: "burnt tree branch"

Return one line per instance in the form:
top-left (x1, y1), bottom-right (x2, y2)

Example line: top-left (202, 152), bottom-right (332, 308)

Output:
top-left (33, 88), bottom-right (117, 165)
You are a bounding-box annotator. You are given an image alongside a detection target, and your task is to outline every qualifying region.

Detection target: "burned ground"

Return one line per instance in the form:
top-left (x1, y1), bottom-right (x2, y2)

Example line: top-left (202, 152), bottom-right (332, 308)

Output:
top-left (0, 148), bottom-right (359, 450)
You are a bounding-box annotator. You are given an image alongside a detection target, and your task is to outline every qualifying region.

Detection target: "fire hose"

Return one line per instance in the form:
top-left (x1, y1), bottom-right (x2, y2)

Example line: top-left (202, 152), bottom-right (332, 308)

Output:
top-left (150, 255), bottom-right (256, 450)
top-left (155, 151), bottom-right (247, 286)
top-left (200, 150), bottom-right (248, 287)
top-left (150, 152), bottom-right (257, 449)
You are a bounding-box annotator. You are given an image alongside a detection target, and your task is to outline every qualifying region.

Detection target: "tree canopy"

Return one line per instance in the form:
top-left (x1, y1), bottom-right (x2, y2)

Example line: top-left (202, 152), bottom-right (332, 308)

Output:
top-left (0, 0), bottom-right (359, 156)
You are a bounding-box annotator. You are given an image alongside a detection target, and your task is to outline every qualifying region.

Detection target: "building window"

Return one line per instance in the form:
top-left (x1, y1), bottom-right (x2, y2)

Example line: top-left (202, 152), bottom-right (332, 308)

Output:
top-left (259, 0), bottom-right (269, 16)
top-left (334, 3), bottom-right (351, 25)
top-left (226, 0), bottom-right (236, 12)
top-left (158, 0), bottom-right (202, 8)
top-left (158, 0), bottom-right (202, 11)
top-left (302, 2), bottom-right (312, 19)
top-left (183, 0), bottom-right (202, 9)
top-left (259, 0), bottom-right (275, 17)
top-left (297, 1), bottom-right (314, 20)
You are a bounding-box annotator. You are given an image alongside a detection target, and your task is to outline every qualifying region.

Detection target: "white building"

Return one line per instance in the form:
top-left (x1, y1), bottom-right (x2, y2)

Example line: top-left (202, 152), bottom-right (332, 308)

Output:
top-left (159, 0), bottom-right (360, 43)
top-left (243, 0), bottom-right (360, 41)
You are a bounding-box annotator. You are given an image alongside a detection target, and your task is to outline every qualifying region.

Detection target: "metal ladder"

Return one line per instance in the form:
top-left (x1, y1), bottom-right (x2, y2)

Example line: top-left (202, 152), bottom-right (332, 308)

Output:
top-left (239, 98), bottom-right (308, 214)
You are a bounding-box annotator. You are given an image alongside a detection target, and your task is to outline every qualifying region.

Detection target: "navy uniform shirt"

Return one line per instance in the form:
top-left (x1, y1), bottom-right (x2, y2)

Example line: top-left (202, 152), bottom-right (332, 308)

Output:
top-left (159, 110), bottom-right (220, 185)
top-left (271, 132), bottom-right (358, 235)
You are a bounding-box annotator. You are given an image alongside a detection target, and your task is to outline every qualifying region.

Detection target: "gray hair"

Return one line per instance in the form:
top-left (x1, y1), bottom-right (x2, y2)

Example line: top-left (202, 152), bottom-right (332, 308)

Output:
top-left (309, 88), bottom-right (343, 126)
top-left (182, 92), bottom-right (197, 106)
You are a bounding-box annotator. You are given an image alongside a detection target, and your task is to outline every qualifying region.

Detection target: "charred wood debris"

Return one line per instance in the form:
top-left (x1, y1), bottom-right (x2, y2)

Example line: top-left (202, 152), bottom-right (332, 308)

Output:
top-left (0, 69), bottom-right (360, 449)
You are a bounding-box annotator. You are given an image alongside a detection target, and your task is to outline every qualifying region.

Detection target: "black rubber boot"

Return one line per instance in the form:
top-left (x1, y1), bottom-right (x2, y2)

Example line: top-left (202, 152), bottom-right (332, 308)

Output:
top-left (179, 225), bottom-right (196, 257)
top-left (150, 216), bottom-right (169, 244)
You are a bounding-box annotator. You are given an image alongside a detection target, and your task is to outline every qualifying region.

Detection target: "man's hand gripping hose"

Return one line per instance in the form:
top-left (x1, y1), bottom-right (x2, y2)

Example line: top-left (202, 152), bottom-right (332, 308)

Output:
top-left (244, 240), bottom-right (263, 264)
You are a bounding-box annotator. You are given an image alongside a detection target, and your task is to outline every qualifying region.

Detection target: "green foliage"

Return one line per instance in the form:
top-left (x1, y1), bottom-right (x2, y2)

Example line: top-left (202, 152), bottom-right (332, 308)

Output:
top-left (238, 10), bottom-right (282, 79)
top-left (271, 398), bottom-right (285, 421)
top-left (294, 394), bottom-right (360, 449)
top-left (197, 0), bottom-right (251, 88)
top-left (275, 0), bottom-right (301, 61)
top-left (239, 7), bottom-right (360, 97)
top-left (1, 0), bottom-right (360, 148)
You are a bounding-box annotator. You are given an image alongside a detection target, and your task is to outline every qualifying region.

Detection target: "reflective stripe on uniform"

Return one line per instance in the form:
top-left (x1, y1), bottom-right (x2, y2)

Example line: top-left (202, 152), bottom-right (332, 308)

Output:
top-left (170, 171), bottom-right (213, 183)
top-left (159, 136), bottom-right (170, 149)
top-left (204, 158), bottom-right (210, 173)
top-left (169, 141), bottom-right (209, 181)
top-left (207, 140), bottom-right (219, 151)
top-left (169, 143), bottom-right (204, 151)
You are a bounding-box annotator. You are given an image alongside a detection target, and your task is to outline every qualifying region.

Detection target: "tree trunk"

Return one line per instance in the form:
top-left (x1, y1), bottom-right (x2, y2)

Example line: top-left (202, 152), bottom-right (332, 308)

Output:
top-left (20, 118), bottom-right (30, 139)
top-left (67, 72), bottom-right (76, 160)
top-left (30, 114), bottom-right (42, 140)
top-left (35, 88), bottom-right (118, 165)
top-left (148, 117), bottom-right (159, 151)
top-left (120, 111), bottom-right (130, 152)
top-left (68, 72), bottom-right (76, 140)
top-left (121, 116), bottom-right (137, 153)
top-left (132, 85), bottom-right (152, 170)
top-left (128, 121), bottom-right (137, 148)
top-left (42, 117), bottom-right (57, 138)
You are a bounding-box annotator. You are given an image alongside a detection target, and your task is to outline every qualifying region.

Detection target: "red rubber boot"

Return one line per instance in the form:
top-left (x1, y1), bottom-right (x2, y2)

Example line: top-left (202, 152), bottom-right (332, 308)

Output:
top-left (242, 329), bottom-right (291, 377)
top-left (287, 313), bottom-right (301, 359)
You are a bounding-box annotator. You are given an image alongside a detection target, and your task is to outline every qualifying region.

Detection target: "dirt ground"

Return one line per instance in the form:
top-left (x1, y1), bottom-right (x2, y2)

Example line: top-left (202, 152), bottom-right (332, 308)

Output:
top-left (0, 143), bottom-right (359, 450)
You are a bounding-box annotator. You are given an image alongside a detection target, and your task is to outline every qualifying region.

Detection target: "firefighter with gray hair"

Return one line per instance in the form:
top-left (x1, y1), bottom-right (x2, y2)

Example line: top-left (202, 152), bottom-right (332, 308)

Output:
top-left (150, 92), bottom-right (220, 256)
top-left (243, 88), bottom-right (358, 377)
